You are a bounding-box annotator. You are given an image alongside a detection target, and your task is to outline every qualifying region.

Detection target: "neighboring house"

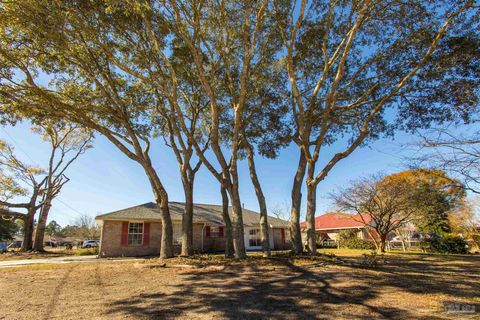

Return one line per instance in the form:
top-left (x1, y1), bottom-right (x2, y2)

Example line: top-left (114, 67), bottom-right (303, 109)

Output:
top-left (301, 212), bottom-right (373, 242)
top-left (95, 202), bottom-right (290, 257)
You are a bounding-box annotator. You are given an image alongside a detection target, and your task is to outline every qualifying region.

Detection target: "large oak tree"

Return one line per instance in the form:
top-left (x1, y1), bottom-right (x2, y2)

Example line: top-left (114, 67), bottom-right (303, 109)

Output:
top-left (0, 0), bottom-right (176, 257)
top-left (273, 0), bottom-right (479, 254)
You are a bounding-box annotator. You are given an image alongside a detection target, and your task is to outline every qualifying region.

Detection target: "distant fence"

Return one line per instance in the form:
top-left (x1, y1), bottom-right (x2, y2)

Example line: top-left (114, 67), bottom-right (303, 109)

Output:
top-left (318, 239), bottom-right (338, 248)
top-left (316, 239), bottom-right (422, 251)
top-left (387, 240), bottom-right (421, 251)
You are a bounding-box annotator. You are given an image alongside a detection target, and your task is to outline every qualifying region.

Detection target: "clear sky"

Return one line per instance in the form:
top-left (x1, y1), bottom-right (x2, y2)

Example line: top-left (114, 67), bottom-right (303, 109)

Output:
top-left (0, 121), bottom-right (421, 227)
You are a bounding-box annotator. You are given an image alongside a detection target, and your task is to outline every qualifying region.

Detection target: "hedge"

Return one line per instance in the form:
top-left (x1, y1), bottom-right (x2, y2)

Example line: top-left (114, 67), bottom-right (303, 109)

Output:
top-left (420, 236), bottom-right (468, 254)
top-left (339, 237), bottom-right (376, 250)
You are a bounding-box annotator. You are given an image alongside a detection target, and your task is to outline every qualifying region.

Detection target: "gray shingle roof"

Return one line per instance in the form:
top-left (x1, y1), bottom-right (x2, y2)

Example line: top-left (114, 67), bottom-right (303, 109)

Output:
top-left (95, 202), bottom-right (288, 228)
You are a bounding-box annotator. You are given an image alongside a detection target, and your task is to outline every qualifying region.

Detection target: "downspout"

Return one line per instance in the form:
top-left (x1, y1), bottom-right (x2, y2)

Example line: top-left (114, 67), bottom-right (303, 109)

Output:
top-left (98, 220), bottom-right (104, 258)
top-left (201, 223), bottom-right (206, 253)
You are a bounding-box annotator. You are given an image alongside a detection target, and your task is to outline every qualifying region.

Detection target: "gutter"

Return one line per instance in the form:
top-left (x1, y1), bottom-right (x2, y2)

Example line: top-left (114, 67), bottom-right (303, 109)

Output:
top-left (201, 223), bottom-right (206, 252)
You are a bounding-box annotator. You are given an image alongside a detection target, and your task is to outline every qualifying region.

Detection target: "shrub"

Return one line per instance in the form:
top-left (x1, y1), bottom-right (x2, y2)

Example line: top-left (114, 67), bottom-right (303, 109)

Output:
top-left (339, 237), bottom-right (376, 250)
top-left (335, 229), bottom-right (376, 250)
top-left (420, 236), bottom-right (468, 254)
top-left (338, 229), bottom-right (358, 241)
top-left (470, 234), bottom-right (480, 249)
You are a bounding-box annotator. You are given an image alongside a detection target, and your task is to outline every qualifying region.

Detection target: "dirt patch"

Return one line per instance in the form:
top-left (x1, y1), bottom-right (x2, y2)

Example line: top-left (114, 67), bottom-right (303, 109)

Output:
top-left (0, 254), bottom-right (479, 319)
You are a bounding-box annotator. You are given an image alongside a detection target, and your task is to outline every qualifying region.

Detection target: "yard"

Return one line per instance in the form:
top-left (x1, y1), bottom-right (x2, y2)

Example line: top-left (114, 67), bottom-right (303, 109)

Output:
top-left (0, 248), bottom-right (98, 261)
top-left (0, 251), bottom-right (478, 320)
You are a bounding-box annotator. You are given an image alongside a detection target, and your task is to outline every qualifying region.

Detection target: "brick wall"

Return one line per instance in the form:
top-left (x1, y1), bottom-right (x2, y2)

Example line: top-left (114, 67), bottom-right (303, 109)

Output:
top-left (99, 220), bottom-right (290, 257)
top-left (99, 220), bottom-right (217, 257)
top-left (272, 228), bottom-right (291, 250)
top-left (99, 220), bottom-right (162, 257)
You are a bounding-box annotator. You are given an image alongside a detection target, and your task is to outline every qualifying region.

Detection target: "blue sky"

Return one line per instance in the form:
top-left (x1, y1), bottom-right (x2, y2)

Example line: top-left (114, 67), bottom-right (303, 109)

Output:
top-left (1, 121), bottom-right (418, 227)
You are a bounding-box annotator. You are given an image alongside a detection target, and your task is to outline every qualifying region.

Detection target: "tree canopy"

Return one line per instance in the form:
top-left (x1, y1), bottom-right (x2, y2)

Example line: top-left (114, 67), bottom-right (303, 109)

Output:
top-left (0, 0), bottom-right (478, 257)
top-left (385, 169), bottom-right (465, 234)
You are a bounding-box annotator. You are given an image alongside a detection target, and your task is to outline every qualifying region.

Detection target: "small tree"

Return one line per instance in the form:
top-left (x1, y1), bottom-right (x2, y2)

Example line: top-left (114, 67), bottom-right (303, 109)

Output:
top-left (387, 169), bottom-right (465, 235)
top-left (32, 122), bottom-right (92, 251)
top-left (0, 140), bottom-right (46, 251)
top-left (45, 220), bottom-right (63, 240)
top-left (449, 198), bottom-right (480, 250)
top-left (73, 214), bottom-right (100, 241)
top-left (333, 175), bottom-right (418, 253)
top-left (0, 218), bottom-right (18, 242)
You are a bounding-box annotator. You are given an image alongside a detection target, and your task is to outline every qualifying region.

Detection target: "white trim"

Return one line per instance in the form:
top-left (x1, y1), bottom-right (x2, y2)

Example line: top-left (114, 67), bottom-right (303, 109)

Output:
top-left (244, 227), bottom-right (262, 250)
top-left (127, 222), bottom-right (144, 246)
top-left (315, 226), bottom-right (365, 231)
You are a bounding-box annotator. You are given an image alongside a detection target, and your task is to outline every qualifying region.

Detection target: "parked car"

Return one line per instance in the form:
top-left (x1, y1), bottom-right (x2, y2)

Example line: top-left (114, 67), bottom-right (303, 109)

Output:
top-left (82, 240), bottom-right (100, 248)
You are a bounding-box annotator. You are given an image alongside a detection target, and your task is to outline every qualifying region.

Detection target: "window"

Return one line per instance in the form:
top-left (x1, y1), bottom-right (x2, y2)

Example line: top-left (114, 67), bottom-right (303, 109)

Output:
top-left (248, 228), bottom-right (261, 247)
top-left (206, 226), bottom-right (224, 238)
top-left (210, 226), bottom-right (220, 238)
top-left (128, 222), bottom-right (143, 246)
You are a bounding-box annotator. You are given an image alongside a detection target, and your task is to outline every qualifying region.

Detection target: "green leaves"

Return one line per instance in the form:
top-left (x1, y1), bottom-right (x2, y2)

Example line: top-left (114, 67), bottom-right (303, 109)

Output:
top-left (383, 169), bottom-right (465, 235)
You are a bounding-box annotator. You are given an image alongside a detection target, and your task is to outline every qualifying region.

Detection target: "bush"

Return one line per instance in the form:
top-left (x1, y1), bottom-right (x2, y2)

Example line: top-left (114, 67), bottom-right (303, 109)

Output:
top-left (336, 229), bottom-right (376, 250)
top-left (420, 236), bottom-right (468, 254)
top-left (339, 237), bottom-right (376, 250)
top-left (470, 234), bottom-right (480, 249)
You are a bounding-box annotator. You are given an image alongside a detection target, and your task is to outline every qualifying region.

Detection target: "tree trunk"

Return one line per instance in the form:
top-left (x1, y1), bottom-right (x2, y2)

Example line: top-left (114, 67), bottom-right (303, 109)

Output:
top-left (290, 149), bottom-right (307, 254)
top-left (401, 240), bottom-right (406, 252)
top-left (142, 161), bottom-right (174, 258)
top-left (33, 197), bottom-right (52, 252)
top-left (305, 181), bottom-right (317, 255)
top-left (378, 235), bottom-right (387, 254)
top-left (181, 174), bottom-right (194, 257)
top-left (21, 208), bottom-right (36, 251)
top-left (157, 195), bottom-right (174, 258)
top-left (221, 186), bottom-right (234, 258)
top-left (245, 142), bottom-right (270, 257)
top-left (228, 186), bottom-right (247, 259)
top-left (21, 189), bottom-right (40, 252)
top-left (258, 198), bottom-right (270, 258)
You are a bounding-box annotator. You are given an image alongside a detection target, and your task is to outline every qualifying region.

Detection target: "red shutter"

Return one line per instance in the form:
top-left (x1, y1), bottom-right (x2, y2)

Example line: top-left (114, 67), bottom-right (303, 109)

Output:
top-left (121, 222), bottom-right (129, 246)
top-left (281, 228), bottom-right (285, 244)
top-left (143, 222), bottom-right (150, 246)
top-left (219, 227), bottom-right (224, 237)
top-left (206, 226), bottom-right (211, 237)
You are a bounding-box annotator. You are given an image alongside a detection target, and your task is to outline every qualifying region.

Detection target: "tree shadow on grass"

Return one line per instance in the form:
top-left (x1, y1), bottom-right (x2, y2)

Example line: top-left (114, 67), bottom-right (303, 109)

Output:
top-left (344, 253), bottom-right (480, 299)
top-left (106, 259), bottom-right (435, 319)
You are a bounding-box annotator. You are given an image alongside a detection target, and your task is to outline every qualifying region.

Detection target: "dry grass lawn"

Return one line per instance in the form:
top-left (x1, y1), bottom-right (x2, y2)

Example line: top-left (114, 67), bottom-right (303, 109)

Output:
top-left (0, 248), bottom-right (98, 261)
top-left (0, 252), bottom-right (479, 320)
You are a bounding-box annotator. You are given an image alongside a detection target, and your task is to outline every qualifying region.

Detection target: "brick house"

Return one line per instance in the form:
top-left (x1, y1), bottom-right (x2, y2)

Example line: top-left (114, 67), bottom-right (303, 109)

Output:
top-left (95, 202), bottom-right (290, 257)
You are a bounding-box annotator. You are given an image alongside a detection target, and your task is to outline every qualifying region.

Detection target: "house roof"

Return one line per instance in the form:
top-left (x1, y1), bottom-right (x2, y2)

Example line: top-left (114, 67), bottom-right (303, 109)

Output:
top-left (301, 212), bottom-right (371, 230)
top-left (95, 202), bottom-right (289, 228)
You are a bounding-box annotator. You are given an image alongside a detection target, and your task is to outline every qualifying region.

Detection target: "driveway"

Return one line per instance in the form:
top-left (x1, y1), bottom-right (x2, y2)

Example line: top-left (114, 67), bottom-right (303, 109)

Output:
top-left (0, 255), bottom-right (144, 268)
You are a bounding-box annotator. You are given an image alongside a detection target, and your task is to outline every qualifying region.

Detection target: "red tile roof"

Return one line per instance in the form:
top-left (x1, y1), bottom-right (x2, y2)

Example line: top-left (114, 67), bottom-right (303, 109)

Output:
top-left (301, 212), bottom-right (371, 230)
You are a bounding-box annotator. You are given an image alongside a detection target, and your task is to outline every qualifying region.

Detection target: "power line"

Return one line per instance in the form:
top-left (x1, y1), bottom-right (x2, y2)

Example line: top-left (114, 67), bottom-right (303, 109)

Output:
top-left (1, 126), bottom-right (87, 219)
top-left (0, 126), bottom-right (38, 165)
top-left (56, 198), bottom-right (86, 217)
